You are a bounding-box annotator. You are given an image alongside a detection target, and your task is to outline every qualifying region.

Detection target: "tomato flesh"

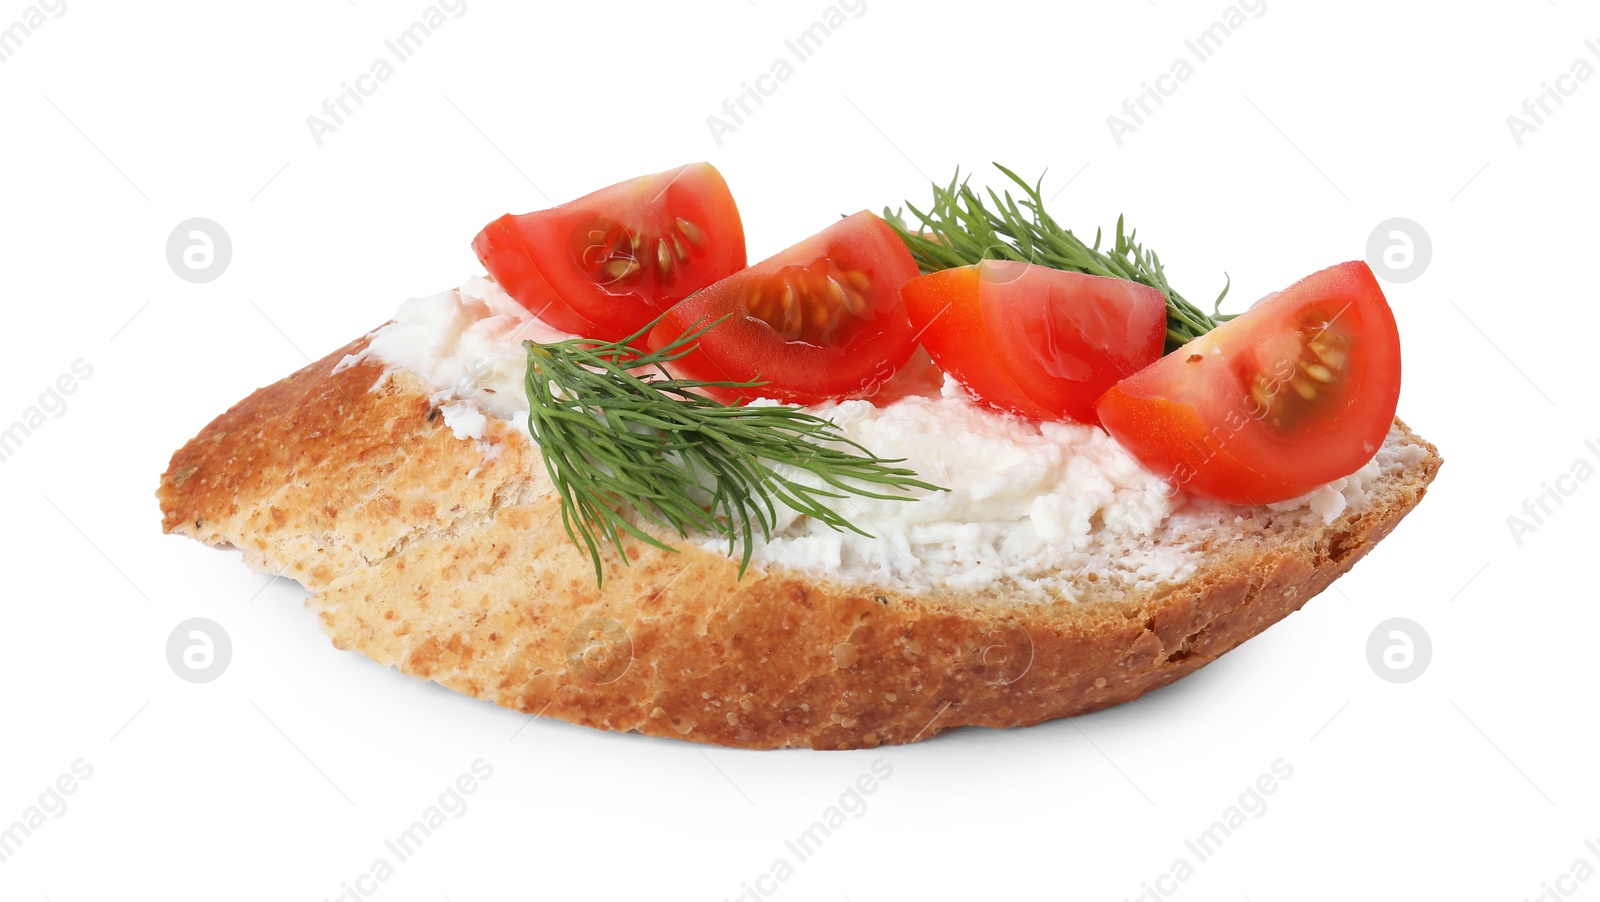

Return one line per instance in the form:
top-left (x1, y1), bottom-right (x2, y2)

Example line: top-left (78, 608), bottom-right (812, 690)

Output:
top-left (902, 261), bottom-right (1167, 424)
top-left (648, 211), bottom-right (920, 405)
top-left (1095, 261), bottom-right (1402, 504)
top-left (473, 162), bottom-right (746, 342)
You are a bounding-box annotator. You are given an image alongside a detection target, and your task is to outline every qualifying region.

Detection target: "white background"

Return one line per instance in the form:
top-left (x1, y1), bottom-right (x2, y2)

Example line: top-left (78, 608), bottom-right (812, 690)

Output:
top-left (1, 1), bottom-right (1595, 899)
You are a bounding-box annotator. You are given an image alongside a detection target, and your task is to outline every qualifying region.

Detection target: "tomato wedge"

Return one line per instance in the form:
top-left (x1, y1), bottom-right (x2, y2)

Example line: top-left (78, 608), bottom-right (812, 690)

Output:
top-left (902, 261), bottom-right (1167, 424)
top-left (1095, 261), bottom-right (1402, 505)
top-left (648, 212), bottom-right (920, 405)
top-left (472, 162), bottom-right (746, 342)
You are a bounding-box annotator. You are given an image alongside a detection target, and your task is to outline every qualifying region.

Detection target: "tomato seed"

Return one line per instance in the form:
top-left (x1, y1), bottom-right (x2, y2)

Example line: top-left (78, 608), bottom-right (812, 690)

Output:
top-left (675, 217), bottom-right (703, 247)
top-left (604, 258), bottom-right (639, 281)
top-left (656, 240), bottom-right (672, 281)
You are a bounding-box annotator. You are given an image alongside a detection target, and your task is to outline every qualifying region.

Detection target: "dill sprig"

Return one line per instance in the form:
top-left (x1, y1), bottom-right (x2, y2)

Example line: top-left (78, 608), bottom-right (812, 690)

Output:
top-left (884, 163), bottom-right (1231, 352)
top-left (523, 318), bottom-right (943, 585)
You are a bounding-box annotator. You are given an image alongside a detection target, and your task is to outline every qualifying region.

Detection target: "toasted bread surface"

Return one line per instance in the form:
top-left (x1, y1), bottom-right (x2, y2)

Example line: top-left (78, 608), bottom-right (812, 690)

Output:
top-left (159, 336), bottom-right (1441, 749)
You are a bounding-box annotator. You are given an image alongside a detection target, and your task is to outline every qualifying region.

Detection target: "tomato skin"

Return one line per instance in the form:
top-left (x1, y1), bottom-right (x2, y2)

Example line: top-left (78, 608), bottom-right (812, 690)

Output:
top-left (473, 214), bottom-right (604, 337)
top-left (473, 162), bottom-right (746, 342)
top-left (1095, 261), bottom-right (1402, 505)
top-left (649, 212), bottom-right (921, 406)
top-left (900, 266), bottom-right (1058, 420)
top-left (1091, 392), bottom-right (1325, 502)
top-left (901, 261), bottom-right (1167, 424)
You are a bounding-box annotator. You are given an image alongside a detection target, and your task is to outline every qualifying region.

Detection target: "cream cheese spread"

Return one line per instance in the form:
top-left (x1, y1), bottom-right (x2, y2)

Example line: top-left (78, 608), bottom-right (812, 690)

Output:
top-left (344, 277), bottom-right (1389, 597)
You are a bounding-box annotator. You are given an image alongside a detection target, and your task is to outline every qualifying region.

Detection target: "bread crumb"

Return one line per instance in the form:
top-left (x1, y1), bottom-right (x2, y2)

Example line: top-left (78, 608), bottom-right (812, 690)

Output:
top-left (832, 642), bottom-right (858, 668)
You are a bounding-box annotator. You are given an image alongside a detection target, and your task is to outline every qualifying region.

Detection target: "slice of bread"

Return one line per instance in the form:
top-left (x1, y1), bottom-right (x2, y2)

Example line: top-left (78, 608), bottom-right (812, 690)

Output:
top-left (158, 333), bottom-right (1441, 750)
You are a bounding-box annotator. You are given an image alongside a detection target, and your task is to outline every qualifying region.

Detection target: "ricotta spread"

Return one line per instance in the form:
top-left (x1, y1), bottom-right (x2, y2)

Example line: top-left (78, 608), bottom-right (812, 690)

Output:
top-left (346, 277), bottom-right (1389, 597)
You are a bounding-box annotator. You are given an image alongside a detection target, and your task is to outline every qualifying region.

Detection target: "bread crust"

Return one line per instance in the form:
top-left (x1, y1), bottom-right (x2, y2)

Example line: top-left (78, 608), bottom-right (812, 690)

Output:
top-left (159, 336), bottom-right (1441, 750)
